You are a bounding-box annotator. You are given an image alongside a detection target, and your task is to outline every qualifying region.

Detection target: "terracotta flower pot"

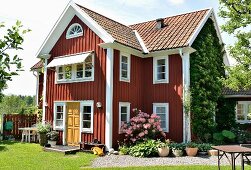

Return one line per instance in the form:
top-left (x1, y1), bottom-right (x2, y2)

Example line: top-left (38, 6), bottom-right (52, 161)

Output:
top-left (185, 147), bottom-right (198, 156)
top-left (208, 149), bottom-right (218, 156)
top-left (158, 147), bottom-right (170, 157)
top-left (172, 149), bottom-right (183, 157)
top-left (48, 140), bottom-right (57, 147)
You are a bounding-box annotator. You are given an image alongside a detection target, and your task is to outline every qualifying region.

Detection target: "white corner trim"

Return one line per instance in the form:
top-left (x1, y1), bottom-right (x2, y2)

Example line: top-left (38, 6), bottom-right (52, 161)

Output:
top-left (187, 8), bottom-right (213, 47)
top-left (42, 58), bottom-right (48, 124)
top-left (105, 48), bottom-right (114, 150)
top-left (133, 30), bottom-right (149, 54)
top-left (71, 2), bottom-right (114, 43)
top-left (180, 49), bottom-right (191, 143)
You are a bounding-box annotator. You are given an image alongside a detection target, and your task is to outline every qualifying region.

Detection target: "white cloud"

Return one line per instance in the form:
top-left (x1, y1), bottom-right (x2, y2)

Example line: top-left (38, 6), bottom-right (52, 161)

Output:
top-left (167, 0), bottom-right (185, 5)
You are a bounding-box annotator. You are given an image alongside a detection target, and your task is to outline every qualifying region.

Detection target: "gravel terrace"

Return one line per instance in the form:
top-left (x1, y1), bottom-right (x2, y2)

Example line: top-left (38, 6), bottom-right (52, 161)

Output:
top-left (91, 154), bottom-right (243, 168)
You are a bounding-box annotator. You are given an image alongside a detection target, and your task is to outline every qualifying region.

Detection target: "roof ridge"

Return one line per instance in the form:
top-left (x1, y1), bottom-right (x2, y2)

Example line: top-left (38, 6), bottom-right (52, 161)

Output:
top-left (76, 3), bottom-right (132, 30)
top-left (129, 8), bottom-right (210, 27)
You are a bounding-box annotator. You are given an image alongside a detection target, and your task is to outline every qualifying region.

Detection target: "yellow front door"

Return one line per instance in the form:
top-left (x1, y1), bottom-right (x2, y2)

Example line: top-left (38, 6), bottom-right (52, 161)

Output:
top-left (66, 102), bottom-right (80, 146)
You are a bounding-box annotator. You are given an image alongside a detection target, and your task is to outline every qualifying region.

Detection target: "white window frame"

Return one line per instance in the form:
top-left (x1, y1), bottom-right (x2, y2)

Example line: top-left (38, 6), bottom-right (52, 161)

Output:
top-left (55, 55), bottom-right (94, 83)
top-left (236, 101), bottom-right (251, 124)
top-left (53, 102), bottom-right (66, 130)
top-left (153, 56), bottom-right (169, 84)
top-left (66, 23), bottom-right (83, 39)
top-left (119, 102), bottom-right (130, 134)
top-left (153, 103), bottom-right (169, 132)
top-left (80, 100), bottom-right (94, 133)
top-left (119, 53), bottom-right (130, 82)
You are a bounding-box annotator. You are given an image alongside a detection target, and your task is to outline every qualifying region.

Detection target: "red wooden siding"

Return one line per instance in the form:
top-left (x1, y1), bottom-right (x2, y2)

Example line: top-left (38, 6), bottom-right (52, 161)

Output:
top-left (142, 54), bottom-right (183, 142)
top-left (112, 50), bottom-right (144, 147)
top-left (38, 73), bottom-right (44, 108)
top-left (112, 53), bottom-right (183, 145)
top-left (45, 16), bottom-right (106, 144)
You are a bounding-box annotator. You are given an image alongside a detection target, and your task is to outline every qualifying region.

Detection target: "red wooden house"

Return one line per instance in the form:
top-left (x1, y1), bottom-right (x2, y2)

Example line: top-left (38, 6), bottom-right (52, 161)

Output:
top-left (31, 1), bottom-right (226, 149)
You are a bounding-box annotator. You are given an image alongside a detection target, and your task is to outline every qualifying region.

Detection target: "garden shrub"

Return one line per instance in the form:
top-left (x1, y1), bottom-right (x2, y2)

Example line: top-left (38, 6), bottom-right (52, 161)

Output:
top-left (121, 111), bottom-right (166, 145)
top-left (128, 139), bottom-right (158, 157)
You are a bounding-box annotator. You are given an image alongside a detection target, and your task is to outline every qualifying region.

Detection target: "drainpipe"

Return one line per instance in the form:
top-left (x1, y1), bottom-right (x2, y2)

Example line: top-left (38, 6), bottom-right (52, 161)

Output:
top-left (38, 54), bottom-right (51, 124)
top-left (179, 48), bottom-right (191, 143)
top-left (32, 70), bottom-right (39, 106)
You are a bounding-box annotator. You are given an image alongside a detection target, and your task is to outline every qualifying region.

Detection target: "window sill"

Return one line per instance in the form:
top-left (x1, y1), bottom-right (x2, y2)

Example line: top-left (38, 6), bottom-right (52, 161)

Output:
top-left (120, 78), bottom-right (130, 83)
top-left (56, 78), bottom-right (94, 84)
top-left (153, 80), bottom-right (169, 84)
top-left (82, 130), bottom-right (93, 133)
top-left (54, 127), bottom-right (63, 131)
top-left (236, 121), bottom-right (251, 124)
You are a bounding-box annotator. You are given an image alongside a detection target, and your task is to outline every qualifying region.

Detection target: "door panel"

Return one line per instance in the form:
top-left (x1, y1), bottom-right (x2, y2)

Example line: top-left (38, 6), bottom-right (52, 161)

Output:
top-left (67, 102), bottom-right (80, 146)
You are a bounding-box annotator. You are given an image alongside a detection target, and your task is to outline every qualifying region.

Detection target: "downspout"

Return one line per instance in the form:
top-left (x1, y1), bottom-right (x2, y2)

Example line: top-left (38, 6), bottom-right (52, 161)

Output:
top-left (38, 54), bottom-right (51, 124)
top-left (32, 70), bottom-right (39, 106)
top-left (179, 48), bottom-right (191, 143)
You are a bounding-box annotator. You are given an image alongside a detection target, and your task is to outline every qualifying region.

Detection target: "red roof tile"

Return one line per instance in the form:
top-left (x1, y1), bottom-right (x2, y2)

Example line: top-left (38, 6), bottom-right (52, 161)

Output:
top-left (31, 60), bottom-right (43, 70)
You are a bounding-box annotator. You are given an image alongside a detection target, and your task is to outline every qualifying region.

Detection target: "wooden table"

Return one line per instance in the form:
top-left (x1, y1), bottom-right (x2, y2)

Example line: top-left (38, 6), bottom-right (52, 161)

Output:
top-left (212, 145), bottom-right (251, 170)
top-left (19, 127), bottom-right (37, 143)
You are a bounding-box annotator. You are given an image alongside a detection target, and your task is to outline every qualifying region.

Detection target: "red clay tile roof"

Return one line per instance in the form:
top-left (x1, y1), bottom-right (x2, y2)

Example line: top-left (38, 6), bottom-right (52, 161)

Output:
top-left (223, 88), bottom-right (251, 96)
top-left (130, 9), bottom-right (209, 52)
top-left (31, 60), bottom-right (43, 70)
top-left (78, 4), bottom-right (143, 51)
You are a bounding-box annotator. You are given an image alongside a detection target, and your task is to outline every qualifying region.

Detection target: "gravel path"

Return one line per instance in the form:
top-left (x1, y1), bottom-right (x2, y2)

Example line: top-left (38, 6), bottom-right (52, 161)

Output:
top-left (91, 154), bottom-right (242, 168)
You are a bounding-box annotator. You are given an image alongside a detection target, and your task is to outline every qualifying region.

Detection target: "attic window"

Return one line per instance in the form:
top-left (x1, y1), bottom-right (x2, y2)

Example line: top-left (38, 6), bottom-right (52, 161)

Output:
top-left (66, 23), bottom-right (83, 39)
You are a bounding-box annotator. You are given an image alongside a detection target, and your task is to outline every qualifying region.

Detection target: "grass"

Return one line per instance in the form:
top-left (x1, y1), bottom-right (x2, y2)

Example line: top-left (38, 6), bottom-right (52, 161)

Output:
top-left (1, 141), bottom-right (251, 170)
top-left (0, 141), bottom-right (96, 170)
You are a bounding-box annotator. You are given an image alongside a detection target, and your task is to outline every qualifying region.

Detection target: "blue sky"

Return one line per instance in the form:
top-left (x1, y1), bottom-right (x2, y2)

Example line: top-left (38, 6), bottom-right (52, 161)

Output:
top-left (0, 0), bottom-right (233, 96)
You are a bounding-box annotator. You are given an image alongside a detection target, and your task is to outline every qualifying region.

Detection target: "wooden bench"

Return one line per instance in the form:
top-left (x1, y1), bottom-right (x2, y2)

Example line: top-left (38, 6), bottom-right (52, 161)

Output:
top-left (79, 142), bottom-right (105, 152)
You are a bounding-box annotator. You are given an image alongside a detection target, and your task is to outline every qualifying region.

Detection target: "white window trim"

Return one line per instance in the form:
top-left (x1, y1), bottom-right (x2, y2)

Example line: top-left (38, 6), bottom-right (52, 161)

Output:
top-left (119, 53), bottom-right (130, 82)
top-left (119, 102), bottom-right (130, 134)
top-left (153, 103), bottom-right (169, 132)
top-left (80, 100), bottom-right (94, 133)
top-left (66, 23), bottom-right (83, 39)
top-left (153, 56), bottom-right (169, 84)
top-left (236, 101), bottom-right (251, 124)
top-left (55, 55), bottom-right (94, 84)
top-left (53, 102), bottom-right (66, 130)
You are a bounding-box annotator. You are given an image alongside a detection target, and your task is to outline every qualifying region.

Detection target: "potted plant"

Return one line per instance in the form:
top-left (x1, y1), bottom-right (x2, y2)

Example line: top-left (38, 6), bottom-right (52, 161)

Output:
top-left (46, 131), bottom-right (59, 146)
top-left (198, 143), bottom-right (211, 155)
top-left (156, 140), bottom-right (170, 157)
top-left (37, 122), bottom-right (51, 146)
top-left (185, 142), bottom-right (198, 156)
top-left (170, 143), bottom-right (185, 157)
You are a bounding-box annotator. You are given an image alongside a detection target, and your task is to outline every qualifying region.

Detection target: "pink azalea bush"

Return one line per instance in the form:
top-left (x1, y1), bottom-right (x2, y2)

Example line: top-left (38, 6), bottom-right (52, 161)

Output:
top-left (121, 109), bottom-right (166, 145)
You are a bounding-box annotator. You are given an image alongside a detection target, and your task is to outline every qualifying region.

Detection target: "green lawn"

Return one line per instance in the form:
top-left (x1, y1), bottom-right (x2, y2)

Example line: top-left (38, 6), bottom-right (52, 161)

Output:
top-left (1, 141), bottom-right (251, 170)
top-left (0, 141), bottom-right (96, 170)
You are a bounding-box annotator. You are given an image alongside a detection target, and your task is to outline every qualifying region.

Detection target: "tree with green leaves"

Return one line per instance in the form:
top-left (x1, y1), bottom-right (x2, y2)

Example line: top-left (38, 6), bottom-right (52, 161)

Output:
top-left (219, 0), bottom-right (251, 90)
top-left (0, 21), bottom-right (30, 101)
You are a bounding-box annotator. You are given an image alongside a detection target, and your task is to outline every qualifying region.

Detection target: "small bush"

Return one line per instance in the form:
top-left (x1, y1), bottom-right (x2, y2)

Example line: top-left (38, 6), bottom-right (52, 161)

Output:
top-left (185, 142), bottom-right (198, 148)
top-left (169, 143), bottom-right (185, 150)
top-left (121, 110), bottom-right (166, 145)
top-left (197, 143), bottom-right (212, 152)
top-left (128, 139), bottom-right (158, 157)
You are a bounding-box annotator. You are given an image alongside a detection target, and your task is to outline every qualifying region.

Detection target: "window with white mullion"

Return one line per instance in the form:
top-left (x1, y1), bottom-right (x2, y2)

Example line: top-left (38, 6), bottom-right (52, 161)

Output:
top-left (76, 64), bottom-right (84, 79)
top-left (57, 66), bottom-right (64, 80)
top-left (80, 101), bottom-right (94, 133)
top-left (119, 102), bottom-right (130, 133)
top-left (236, 102), bottom-right (251, 123)
top-left (120, 54), bottom-right (130, 82)
top-left (54, 102), bottom-right (65, 130)
top-left (153, 103), bottom-right (169, 132)
top-left (153, 56), bottom-right (169, 84)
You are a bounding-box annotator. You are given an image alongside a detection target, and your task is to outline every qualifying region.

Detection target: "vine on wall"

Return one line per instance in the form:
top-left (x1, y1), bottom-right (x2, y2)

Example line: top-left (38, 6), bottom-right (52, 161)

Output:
top-left (190, 19), bottom-right (225, 142)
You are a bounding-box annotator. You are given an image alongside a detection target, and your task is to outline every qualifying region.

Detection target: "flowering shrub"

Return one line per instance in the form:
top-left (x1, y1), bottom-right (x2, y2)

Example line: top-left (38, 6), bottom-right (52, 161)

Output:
top-left (121, 110), bottom-right (166, 145)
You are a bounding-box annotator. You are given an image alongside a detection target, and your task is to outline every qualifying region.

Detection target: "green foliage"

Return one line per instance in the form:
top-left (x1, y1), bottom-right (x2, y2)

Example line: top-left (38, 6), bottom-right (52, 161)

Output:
top-left (46, 131), bottom-right (59, 141)
top-left (213, 130), bottom-right (236, 144)
top-left (0, 21), bottom-right (30, 100)
top-left (219, 0), bottom-right (251, 90)
top-left (185, 142), bottom-right (198, 148)
top-left (37, 122), bottom-right (51, 134)
top-left (190, 19), bottom-right (225, 142)
top-left (0, 95), bottom-right (36, 114)
top-left (215, 97), bottom-right (237, 131)
top-left (197, 143), bottom-right (212, 152)
top-left (169, 143), bottom-right (185, 150)
top-left (118, 145), bottom-right (129, 155)
top-left (128, 140), bottom-right (158, 157)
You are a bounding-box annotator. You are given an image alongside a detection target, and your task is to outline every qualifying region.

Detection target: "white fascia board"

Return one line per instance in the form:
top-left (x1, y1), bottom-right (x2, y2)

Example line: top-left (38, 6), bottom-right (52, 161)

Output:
top-left (133, 30), bottom-right (149, 54)
top-left (146, 47), bottom-right (196, 58)
top-left (36, 1), bottom-right (75, 57)
top-left (210, 10), bottom-right (224, 45)
top-left (71, 2), bottom-right (114, 44)
top-left (36, 1), bottom-right (114, 57)
top-left (224, 95), bottom-right (251, 98)
top-left (187, 8), bottom-right (213, 47)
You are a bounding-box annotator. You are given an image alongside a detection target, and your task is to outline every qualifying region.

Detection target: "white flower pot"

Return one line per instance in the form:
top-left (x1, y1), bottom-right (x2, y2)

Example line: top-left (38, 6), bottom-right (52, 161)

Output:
top-left (48, 140), bottom-right (57, 147)
top-left (158, 147), bottom-right (170, 157)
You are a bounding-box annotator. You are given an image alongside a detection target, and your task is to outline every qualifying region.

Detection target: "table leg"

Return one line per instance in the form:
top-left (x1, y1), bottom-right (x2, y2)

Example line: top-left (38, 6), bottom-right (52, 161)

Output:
top-left (28, 130), bottom-right (31, 143)
top-left (25, 130), bottom-right (28, 142)
top-left (241, 153), bottom-right (244, 170)
top-left (231, 153), bottom-right (236, 170)
top-left (218, 150), bottom-right (220, 170)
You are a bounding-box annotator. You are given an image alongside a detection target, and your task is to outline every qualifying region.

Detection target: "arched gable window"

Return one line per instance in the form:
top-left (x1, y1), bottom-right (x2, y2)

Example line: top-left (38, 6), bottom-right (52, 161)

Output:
top-left (66, 23), bottom-right (83, 39)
